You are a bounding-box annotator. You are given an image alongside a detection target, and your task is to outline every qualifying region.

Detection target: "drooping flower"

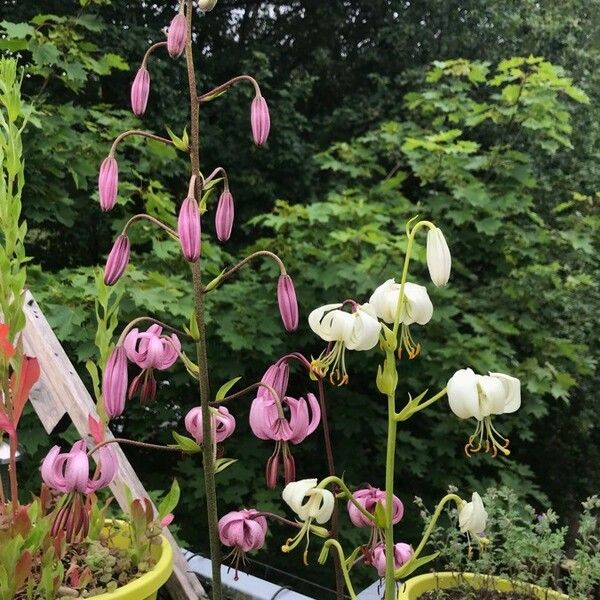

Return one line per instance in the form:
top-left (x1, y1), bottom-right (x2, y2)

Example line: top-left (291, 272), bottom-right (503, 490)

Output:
top-left (369, 279), bottom-right (433, 358)
top-left (178, 196), bottom-right (201, 262)
top-left (371, 543), bottom-right (413, 577)
top-left (41, 440), bottom-right (119, 542)
top-left (308, 302), bottom-right (381, 384)
top-left (131, 66), bottom-right (151, 116)
top-left (250, 379), bottom-right (320, 488)
top-left (458, 492), bottom-right (488, 538)
top-left (447, 368), bottom-right (521, 456)
top-left (426, 227), bottom-right (451, 287)
top-left (102, 346), bottom-right (128, 419)
top-left (251, 95), bottom-right (270, 146)
top-left (167, 13), bottom-right (187, 58)
top-left (185, 406), bottom-right (236, 444)
top-left (281, 478), bottom-right (334, 563)
top-left (104, 234), bottom-right (130, 286)
top-left (98, 155), bottom-right (118, 211)
top-left (347, 486), bottom-right (404, 528)
top-left (198, 0), bottom-right (218, 11)
top-left (124, 324), bottom-right (181, 404)
top-left (218, 509), bottom-right (267, 579)
top-left (215, 189), bottom-right (234, 242)
top-left (277, 274), bottom-right (299, 332)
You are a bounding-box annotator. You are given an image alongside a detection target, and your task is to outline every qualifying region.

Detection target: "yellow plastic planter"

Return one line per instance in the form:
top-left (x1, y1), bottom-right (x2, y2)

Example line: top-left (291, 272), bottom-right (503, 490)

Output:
top-left (398, 572), bottom-right (569, 600)
top-left (91, 521), bottom-right (174, 600)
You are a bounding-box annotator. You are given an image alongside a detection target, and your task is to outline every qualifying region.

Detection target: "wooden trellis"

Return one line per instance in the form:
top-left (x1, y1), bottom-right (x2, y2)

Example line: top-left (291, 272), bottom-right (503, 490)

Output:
top-left (21, 290), bottom-right (206, 600)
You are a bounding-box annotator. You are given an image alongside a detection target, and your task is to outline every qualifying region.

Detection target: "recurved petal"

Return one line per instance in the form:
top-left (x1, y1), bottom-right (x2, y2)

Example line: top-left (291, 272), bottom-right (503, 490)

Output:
top-left (308, 303), bottom-right (343, 341)
top-left (282, 478), bottom-right (318, 516)
top-left (447, 368), bottom-right (479, 420)
top-left (312, 488), bottom-right (335, 524)
top-left (490, 372), bottom-right (521, 413)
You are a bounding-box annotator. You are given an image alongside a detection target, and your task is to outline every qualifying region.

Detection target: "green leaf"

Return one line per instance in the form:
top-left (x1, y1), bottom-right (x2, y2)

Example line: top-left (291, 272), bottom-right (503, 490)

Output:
top-left (397, 552), bottom-right (440, 579)
top-left (30, 42), bottom-right (60, 66)
top-left (157, 479), bottom-right (180, 521)
top-left (0, 21), bottom-right (35, 38)
top-left (215, 457), bottom-right (238, 474)
top-left (215, 376), bottom-right (242, 401)
top-left (171, 431), bottom-right (201, 453)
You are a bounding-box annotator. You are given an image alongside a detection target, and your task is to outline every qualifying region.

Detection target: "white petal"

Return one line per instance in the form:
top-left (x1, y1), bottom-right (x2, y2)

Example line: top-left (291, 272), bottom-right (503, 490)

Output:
top-left (477, 375), bottom-right (506, 416)
top-left (328, 310), bottom-right (356, 342)
top-left (447, 368), bottom-right (479, 419)
top-left (402, 283), bottom-right (433, 325)
top-left (312, 488), bottom-right (335, 523)
top-left (308, 304), bottom-right (343, 342)
top-left (490, 372), bottom-right (521, 413)
top-left (345, 305), bottom-right (381, 351)
top-left (369, 279), bottom-right (399, 324)
top-left (427, 227), bottom-right (451, 287)
top-left (282, 478), bottom-right (318, 516)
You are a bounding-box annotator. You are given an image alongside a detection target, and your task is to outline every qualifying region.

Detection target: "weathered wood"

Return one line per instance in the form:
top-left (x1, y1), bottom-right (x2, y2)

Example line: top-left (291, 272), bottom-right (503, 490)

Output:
top-left (21, 290), bottom-right (206, 600)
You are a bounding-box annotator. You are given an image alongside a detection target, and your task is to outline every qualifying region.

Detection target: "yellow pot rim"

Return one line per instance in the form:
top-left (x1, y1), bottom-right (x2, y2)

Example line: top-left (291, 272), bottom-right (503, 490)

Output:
top-left (89, 523), bottom-right (173, 600)
top-left (398, 571), bottom-right (569, 600)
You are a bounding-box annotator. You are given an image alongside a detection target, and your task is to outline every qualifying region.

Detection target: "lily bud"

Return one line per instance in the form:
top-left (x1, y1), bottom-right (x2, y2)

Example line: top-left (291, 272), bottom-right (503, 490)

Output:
top-left (102, 346), bottom-right (128, 419)
top-left (104, 235), bottom-right (130, 286)
top-left (215, 189), bottom-right (234, 242)
top-left (167, 13), bottom-right (187, 58)
top-left (284, 453), bottom-right (296, 484)
top-left (98, 155), bottom-right (118, 211)
top-left (426, 226), bottom-right (451, 287)
top-left (458, 492), bottom-right (488, 537)
top-left (177, 196), bottom-right (201, 262)
top-left (131, 66), bottom-right (150, 116)
top-left (277, 274), bottom-right (299, 332)
top-left (198, 0), bottom-right (218, 11)
top-left (266, 452), bottom-right (279, 489)
top-left (251, 95), bottom-right (270, 146)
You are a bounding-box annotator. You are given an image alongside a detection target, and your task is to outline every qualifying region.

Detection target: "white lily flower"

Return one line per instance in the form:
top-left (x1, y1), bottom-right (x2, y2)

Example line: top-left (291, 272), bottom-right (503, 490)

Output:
top-left (198, 0), bottom-right (218, 11)
top-left (369, 279), bottom-right (433, 326)
top-left (282, 478), bottom-right (335, 524)
top-left (458, 492), bottom-right (488, 537)
top-left (426, 227), bottom-right (451, 287)
top-left (308, 302), bottom-right (381, 383)
top-left (447, 368), bottom-right (522, 456)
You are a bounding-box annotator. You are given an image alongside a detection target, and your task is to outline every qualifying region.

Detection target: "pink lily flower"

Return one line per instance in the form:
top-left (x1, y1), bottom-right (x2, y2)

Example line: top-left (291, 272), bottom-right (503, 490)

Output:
top-left (277, 274), bottom-right (299, 332)
top-left (347, 486), bottom-right (404, 528)
top-left (371, 542), bottom-right (413, 577)
top-left (185, 406), bottom-right (236, 444)
top-left (98, 155), bottom-right (118, 211)
top-left (250, 95), bottom-right (270, 146)
top-left (124, 324), bottom-right (181, 404)
top-left (131, 66), bottom-right (150, 116)
top-left (41, 440), bottom-right (118, 495)
top-left (250, 360), bottom-right (320, 488)
top-left (218, 508), bottom-right (267, 579)
top-left (167, 13), bottom-right (187, 58)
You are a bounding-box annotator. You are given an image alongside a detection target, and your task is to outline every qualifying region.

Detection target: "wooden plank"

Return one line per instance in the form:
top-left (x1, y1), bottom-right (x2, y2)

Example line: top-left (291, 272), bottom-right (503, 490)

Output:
top-left (21, 290), bottom-right (206, 600)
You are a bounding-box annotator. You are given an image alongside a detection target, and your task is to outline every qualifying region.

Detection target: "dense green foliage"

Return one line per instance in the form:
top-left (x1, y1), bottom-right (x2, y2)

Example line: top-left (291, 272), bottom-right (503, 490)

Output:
top-left (0, 0), bottom-right (598, 594)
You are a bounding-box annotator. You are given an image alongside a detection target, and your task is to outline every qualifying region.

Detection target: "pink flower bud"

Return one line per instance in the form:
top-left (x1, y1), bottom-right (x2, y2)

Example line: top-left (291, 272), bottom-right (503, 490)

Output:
top-left (104, 235), bottom-right (130, 286)
top-left (177, 197), bottom-right (201, 262)
top-left (103, 346), bottom-right (128, 419)
top-left (277, 274), bottom-right (299, 332)
top-left (218, 509), bottom-right (267, 553)
top-left (167, 13), bottom-right (187, 58)
top-left (131, 66), bottom-right (150, 116)
top-left (251, 95), bottom-right (270, 146)
top-left (98, 155), bottom-right (118, 211)
top-left (215, 189), bottom-right (234, 242)
top-left (347, 486), bottom-right (404, 528)
top-left (371, 543), bottom-right (413, 577)
top-left (185, 406), bottom-right (236, 444)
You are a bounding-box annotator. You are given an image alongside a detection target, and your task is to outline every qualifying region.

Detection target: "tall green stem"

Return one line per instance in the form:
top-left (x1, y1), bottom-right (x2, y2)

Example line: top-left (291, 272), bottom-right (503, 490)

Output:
top-left (184, 1), bottom-right (222, 597)
top-left (384, 377), bottom-right (397, 600)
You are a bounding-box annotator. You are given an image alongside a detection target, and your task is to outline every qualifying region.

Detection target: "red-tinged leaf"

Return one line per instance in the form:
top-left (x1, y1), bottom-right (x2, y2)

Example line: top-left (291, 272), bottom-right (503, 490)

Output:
top-left (0, 323), bottom-right (15, 359)
top-left (11, 356), bottom-right (41, 425)
top-left (52, 529), bottom-right (66, 557)
top-left (13, 505), bottom-right (31, 537)
top-left (88, 414), bottom-right (105, 443)
top-left (0, 412), bottom-right (15, 437)
top-left (15, 550), bottom-right (32, 591)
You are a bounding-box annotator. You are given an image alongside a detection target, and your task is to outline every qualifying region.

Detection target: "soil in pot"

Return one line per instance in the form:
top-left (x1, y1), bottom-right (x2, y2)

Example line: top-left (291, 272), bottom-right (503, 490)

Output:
top-left (419, 588), bottom-right (537, 600)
